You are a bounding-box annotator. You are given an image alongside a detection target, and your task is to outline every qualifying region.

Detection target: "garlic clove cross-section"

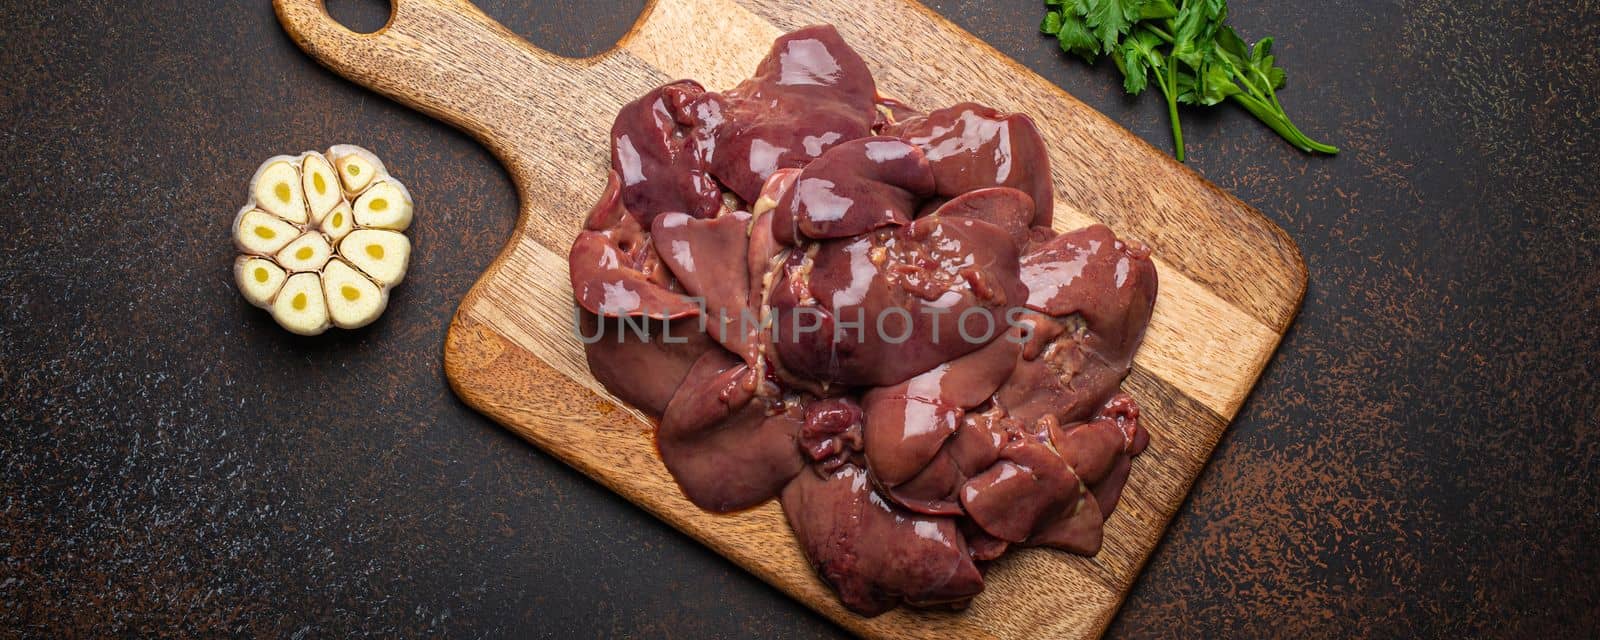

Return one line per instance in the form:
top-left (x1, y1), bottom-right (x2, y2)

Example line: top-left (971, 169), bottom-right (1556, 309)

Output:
top-left (322, 258), bottom-right (387, 329)
top-left (352, 181), bottom-right (414, 231)
top-left (234, 208), bottom-right (300, 255)
top-left (340, 229), bottom-right (410, 286)
top-left (251, 158), bottom-right (308, 224)
top-left (275, 231), bottom-right (332, 273)
top-left (229, 145), bottom-right (414, 335)
top-left (235, 256), bottom-right (287, 308)
top-left (273, 272), bottom-right (330, 335)
top-left (334, 149), bottom-right (377, 195)
top-left (322, 201), bottom-right (354, 241)
top-left (302, 153), bottom-right (342, 223)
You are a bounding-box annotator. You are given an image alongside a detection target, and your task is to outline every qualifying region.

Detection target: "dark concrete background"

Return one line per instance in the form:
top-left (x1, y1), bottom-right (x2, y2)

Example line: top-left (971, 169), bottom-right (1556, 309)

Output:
top-left (2, 0), bottom-right (1596, 637)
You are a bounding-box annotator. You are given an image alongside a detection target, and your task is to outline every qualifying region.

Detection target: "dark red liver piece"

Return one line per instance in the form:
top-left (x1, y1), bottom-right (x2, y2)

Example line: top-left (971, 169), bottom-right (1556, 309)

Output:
top-left (569, 171), bottom-right (703, 320)
top-left (657, 350), bottom-right (805, 513)
top-left (925, 187), bottom-right (1035, 250)
top-left (769, 136), bottom-right (935, 245)
top-left (651, 210), bottom-right (758, 359)
top-left (688, 25), bottom-right (877, 203)
top-left (888, 102), bottom-right (1055, 228)
top-left (781, 464), bottom-right (984, 616)
top-left (578, 310), bottom-right (714, 418)
top-left (610, 80), bottom-right (721, 227)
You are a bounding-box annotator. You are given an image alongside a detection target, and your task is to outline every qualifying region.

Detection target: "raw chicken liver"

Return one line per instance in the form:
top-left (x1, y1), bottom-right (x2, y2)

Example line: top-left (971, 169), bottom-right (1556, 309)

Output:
top-left (569, 24), bottom-right (1158, 616)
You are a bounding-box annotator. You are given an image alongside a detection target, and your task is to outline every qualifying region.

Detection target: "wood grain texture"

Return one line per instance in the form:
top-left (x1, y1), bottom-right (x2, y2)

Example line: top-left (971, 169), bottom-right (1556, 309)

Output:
top-left (275, 0), bottom-right (1307, 637)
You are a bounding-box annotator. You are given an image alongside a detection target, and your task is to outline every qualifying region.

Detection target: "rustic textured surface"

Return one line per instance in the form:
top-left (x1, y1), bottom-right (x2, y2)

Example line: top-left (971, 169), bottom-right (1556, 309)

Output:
top-left (1, 0), bottom-right (1595, 637)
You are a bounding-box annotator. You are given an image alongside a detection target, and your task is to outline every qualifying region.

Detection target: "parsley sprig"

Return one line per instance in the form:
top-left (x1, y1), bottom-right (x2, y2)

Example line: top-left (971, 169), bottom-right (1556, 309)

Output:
top-left (1041, 0), bottom-right (1337, 161)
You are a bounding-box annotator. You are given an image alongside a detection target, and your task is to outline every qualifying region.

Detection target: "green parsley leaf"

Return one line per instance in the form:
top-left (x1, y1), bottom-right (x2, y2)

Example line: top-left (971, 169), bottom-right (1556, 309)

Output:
top-left (1112, 28), bottom-right (1164, 94)
top-left (1140, 0), bottom-right (1178, 19)
top-left (1041, 10), bottom-right (1064, 35)
top-left (1247, 37), bottom-right (1287, 89)
top-left (1053, 7), bottom-right (1102, 62)
top-left (1083, 0), bottom-right (1147, 53)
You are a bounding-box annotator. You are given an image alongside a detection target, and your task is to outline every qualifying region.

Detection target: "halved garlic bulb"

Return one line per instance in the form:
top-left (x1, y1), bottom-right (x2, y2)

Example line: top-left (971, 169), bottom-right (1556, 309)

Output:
top-left (229, 145), bottom-right (413, 335)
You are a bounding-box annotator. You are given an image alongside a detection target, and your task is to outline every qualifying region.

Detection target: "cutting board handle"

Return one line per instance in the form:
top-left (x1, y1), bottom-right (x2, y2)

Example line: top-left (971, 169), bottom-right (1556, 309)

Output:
top-left (274, 0), bottom-right (608, 170)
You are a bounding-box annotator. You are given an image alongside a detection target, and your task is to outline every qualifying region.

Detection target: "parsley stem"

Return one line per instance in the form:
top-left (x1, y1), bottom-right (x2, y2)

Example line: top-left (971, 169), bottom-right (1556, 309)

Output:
top-left (1245, 64), bottom-right (1283, 112)
top-left (1161, 60), bottom-right (1185, 161)
top-left (1230, 93), bottom-right (1338, 154)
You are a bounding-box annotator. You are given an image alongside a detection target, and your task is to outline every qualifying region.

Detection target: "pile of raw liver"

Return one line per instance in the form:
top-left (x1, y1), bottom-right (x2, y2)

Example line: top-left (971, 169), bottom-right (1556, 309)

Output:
top-left (569, 25), bottom-right (1158, 616)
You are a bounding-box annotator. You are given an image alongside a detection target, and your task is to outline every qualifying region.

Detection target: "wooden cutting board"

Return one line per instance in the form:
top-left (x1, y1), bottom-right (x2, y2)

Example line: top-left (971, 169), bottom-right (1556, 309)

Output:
top-left (276, 0), bottom-right (1306, 637)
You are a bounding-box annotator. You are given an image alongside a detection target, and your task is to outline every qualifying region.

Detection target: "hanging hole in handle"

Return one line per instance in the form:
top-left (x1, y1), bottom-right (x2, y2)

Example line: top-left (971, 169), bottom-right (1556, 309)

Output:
top-left (325, 0), bottom-right (394, 34)
top-left (478, 0), bottom-right (648, 59)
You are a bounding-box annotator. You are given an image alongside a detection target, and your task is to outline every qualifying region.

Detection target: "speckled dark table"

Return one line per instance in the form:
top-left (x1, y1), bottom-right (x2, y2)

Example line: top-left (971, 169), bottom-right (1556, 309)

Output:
top-left (3, 0), bottom-right (1596, 637)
